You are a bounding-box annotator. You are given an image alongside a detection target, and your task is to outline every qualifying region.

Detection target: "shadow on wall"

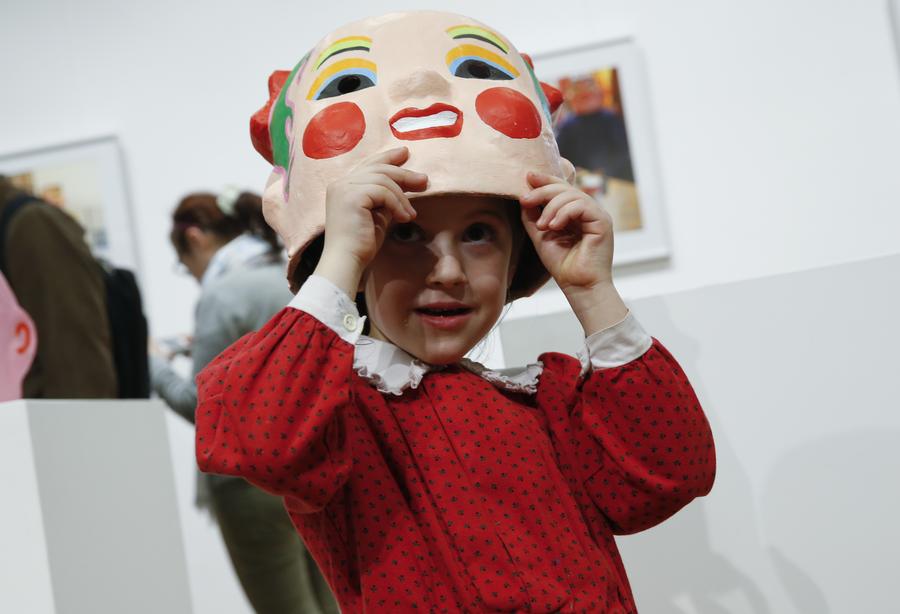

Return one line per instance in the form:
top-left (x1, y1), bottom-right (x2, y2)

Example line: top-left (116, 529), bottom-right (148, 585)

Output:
top-left (621, 503), bottom-right (770, 614)
top-left (502, 263), bottom-right (900, 612)
top-left (762, 429), bottom-right (900, 613)
top-left (617, 296), bottom-right (773, 614)
top-left (638, 426), bottom-right (900, 614)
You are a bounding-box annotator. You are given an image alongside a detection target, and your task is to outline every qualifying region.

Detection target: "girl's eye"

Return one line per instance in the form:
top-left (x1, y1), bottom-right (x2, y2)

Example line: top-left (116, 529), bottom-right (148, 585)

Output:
top-left (452, 59), bottom-right (514, 81)
top-left (389, 223), bottom-right (424, 243)
top-left (462, 223), bottom-right (497, 243)
top-left (315, 73), bottom-right (376, 100)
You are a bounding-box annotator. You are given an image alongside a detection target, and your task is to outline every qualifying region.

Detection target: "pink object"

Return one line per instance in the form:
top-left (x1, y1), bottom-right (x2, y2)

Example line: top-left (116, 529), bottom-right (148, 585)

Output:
top-left (254, 11), bottom-right (575, 295)
top-left (0, 271), bottom-right (36, 401)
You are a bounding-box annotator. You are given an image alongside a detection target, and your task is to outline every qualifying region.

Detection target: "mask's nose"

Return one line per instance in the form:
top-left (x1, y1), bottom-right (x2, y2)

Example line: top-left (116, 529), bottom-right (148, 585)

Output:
top-left (388, 69), bottom-right (451, 102)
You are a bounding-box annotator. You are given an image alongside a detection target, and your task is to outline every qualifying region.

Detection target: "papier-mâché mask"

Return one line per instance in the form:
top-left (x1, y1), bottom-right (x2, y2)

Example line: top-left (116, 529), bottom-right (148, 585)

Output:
top-left (250, 11), bottom-right (571, 295)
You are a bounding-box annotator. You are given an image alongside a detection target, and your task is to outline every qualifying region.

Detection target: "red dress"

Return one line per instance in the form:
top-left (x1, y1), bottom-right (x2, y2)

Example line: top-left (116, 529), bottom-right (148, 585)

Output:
top-left (195, 279), bottom-right (715, 613)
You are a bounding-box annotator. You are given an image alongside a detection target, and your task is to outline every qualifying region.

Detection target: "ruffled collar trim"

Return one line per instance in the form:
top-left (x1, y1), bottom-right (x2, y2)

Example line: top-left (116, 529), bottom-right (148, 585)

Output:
top-left (353, 336), bottom-right (543, 396)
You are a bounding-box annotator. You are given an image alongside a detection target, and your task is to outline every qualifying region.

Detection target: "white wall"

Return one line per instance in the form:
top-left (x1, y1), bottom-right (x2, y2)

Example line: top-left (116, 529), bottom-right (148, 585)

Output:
top-left (500, 254), bottom-right (900, 612)
top-left (3, 0), bottom-right (900, 337)
top-left (3, 1), bottom-right (900, 612)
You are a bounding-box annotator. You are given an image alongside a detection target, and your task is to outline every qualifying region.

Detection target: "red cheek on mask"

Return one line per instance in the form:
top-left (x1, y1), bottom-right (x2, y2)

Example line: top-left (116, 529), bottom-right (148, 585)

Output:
top-left (475, 87), bottom-right (542, 139)
top-left (302, 101), bottom-right (366, 159)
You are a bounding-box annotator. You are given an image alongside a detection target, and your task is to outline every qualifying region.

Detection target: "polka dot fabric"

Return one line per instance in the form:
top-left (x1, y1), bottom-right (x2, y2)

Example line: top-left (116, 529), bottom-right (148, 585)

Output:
top-left (196, 308), bottom-right (715, 613)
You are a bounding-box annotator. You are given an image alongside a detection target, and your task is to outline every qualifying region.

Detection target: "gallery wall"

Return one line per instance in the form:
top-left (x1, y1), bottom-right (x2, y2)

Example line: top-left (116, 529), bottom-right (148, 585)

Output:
top-left (500, 254), bottom-right (900, 613)
top-left (3, 0), bottom-right (900, 338)
top-left (3, 1), bottom-right (900, 613)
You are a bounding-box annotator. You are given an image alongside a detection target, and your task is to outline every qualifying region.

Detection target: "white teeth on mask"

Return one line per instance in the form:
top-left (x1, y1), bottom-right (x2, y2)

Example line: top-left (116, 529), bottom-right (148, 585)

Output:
top-left (392, 110), bottom-right (458, 132)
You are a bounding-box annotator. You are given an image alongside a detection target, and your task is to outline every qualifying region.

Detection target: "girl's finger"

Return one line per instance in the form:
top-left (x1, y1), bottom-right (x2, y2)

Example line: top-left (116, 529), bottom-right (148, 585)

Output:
top-left (366, 164), bottom-right (429, 193)
top-left (520, 183), bottom-right (571, 208)
top-left (526, 171), bottom-right (567, 189)
top-left (551, 200), bottom-right (612, 236)
top-left (353, 173), bottom-right (416, 218)
top-left (354, 146), bottom-right (410, 171)
top-left (547, 199), bottom-right (588, 230)
top-left (371, 207), bottom-right (393, 238)
top-left (520, 205), bottom-right (545, 243)
top-left (365, 184), bottom-right (413, 223)
top-left (537, 192), bottom-right (580, 229)
top-left (350, 182), bottom-right (404, 224)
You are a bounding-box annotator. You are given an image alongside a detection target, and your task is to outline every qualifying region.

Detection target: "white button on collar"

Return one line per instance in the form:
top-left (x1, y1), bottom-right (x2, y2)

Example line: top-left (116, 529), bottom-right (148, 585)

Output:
top-left (342, 313), bottom-right (358, 331)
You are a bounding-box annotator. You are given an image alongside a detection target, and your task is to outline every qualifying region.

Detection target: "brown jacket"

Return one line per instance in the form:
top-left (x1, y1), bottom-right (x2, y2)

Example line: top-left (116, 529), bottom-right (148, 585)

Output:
top-left (0, 176), bottom-right (117, 398)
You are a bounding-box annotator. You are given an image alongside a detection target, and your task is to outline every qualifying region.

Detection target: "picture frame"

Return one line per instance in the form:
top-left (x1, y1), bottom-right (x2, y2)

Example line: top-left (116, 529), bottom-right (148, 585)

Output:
top-left (532, 38), bottom-right (669, 266)
top-left (0, 135), bottom-right (140, 274)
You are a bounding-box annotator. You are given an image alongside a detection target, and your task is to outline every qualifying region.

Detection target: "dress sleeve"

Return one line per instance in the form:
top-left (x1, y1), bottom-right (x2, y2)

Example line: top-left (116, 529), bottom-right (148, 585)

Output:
top-left (194, 275), bottom-right (365, 512)
top-left (150, 355), bottom-right (197, 423)
top-left (538, 312), bottom-right (716, 535)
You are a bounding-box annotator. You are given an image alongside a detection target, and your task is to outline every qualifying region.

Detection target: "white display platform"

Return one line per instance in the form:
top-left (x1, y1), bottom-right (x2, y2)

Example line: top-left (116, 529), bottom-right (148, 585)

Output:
top-left (500, 254), bottom-right (900, 612)
top-left (0, 399), bottom-right (192, 614)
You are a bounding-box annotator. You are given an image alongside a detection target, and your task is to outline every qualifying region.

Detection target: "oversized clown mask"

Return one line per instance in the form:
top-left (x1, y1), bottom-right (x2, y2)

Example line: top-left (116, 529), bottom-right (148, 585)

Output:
top-left (251, 11), bottom-right (571, 292)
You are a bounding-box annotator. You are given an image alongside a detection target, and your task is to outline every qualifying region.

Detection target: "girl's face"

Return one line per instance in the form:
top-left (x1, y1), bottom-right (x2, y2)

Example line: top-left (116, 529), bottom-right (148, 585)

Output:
top-left (363, 195), bottom-right (517, 365)
top-left (176, 227), bottom-right (221, 283)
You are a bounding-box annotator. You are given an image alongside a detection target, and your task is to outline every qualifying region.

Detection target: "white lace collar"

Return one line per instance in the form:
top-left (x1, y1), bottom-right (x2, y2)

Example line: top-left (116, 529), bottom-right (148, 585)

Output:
top-left (353, 336), bottom-right (543, 396)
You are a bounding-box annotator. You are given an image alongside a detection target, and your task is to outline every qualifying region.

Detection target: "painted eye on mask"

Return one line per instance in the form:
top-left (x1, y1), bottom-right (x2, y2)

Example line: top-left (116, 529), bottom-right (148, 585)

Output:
top-left (315, 72), bottom-right (376, 99)
top-left (446, 44), bottom-right (520, 81)
top-left (453, 59), bottom-right (514, 80)
top-left (307, 59), bottom-right (377, 100)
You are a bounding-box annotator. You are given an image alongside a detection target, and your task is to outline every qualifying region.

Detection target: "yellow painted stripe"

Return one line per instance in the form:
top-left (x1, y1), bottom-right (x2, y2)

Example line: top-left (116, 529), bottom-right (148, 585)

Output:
top-left (306, 57), bottom-right (377, 99)
top-left (446, 25), bottom-right (509, 54)
top-left (446, 44), bottom-right (519, 77)
top-left (314, 35), bottom-right (373, 69)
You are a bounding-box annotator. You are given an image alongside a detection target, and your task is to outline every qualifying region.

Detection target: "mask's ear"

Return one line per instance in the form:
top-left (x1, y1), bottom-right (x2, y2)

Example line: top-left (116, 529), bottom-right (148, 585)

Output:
top-left (249, 70), bottom-right (292, 164)
top-left (520, 53), bottom-right (564, 116)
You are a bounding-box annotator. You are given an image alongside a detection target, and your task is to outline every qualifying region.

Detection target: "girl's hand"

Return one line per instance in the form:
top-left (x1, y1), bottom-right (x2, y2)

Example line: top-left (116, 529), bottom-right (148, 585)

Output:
top-left (519, 171), bottom-right (614, 291)
top-left (316, 147), bottom-right (428, 296)
top-left (520, 171), bottom-right (627, 335)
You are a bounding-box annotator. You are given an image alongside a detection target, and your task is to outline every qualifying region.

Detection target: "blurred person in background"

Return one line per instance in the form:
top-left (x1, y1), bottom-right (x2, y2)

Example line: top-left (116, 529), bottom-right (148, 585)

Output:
top-left (0, 175), bottom-right (117, 398)
top-left (151, 189), bottom-right (337, 614)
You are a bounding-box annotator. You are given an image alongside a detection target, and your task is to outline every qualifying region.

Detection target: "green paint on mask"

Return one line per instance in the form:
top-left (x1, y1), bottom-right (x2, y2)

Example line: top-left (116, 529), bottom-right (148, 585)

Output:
top-left (524, 58), bottom-right (552, 124)
top-left (270, 52), bottom-right (310, 169)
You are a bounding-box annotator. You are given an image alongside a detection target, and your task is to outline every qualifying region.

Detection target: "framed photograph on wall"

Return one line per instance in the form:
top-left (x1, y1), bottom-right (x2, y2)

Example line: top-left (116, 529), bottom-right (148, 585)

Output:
top-left (0, 136), bottom-right (140, 274)
top-left (533, 38), bottom-right (668, 266)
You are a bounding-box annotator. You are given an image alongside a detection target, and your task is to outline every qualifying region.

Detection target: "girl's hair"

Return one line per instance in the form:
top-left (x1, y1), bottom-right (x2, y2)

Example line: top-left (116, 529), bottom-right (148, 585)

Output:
top-left (170, 191), bottom-right (280, 255)
top-left (294, 233), bottom-right (371, 325)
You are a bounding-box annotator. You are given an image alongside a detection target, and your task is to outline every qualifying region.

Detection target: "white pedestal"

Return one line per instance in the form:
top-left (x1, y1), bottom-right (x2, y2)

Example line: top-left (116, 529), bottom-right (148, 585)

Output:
top-left (0, 399), bottom-right (192, 614)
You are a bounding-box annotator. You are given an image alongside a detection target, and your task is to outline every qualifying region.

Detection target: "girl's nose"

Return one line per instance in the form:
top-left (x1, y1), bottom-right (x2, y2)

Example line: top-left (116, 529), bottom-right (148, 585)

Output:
top-left (388, 69), bottom-right (451, 102)
top-left (426, 249), bottom-right (467, 288)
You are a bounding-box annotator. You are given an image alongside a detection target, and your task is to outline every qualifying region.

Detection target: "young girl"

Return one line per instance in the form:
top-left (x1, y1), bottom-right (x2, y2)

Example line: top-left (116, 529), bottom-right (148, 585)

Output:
top-left (196, 11), bottom-right (715, 613)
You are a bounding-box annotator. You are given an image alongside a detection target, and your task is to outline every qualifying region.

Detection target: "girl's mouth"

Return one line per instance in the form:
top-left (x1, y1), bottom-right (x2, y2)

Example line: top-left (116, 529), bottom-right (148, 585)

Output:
top-left (414, 305), bottom-right (474, 330)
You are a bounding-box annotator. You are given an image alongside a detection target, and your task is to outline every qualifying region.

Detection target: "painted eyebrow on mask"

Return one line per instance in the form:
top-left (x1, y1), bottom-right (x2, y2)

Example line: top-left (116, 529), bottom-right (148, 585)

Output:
top-left (314, 35), bottom-right (373, 70)
top-left (445, 25), bottom-right (509, 54)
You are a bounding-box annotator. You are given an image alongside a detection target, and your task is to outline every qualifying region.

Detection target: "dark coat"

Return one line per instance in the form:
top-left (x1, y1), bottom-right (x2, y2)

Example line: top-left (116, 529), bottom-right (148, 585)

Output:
top-left (0, 176), bottom-right (116, 398)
